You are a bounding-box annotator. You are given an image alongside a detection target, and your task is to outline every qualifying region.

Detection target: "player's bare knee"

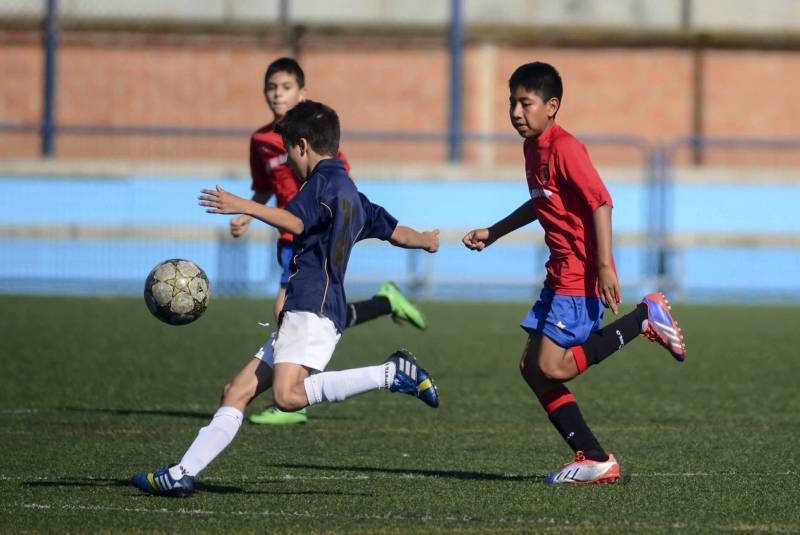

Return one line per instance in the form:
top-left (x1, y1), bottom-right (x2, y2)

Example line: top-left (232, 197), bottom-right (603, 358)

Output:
top-left (539, 359), bottom-right (566, 382)
top-left (272, 386), bottom-right (302, 412)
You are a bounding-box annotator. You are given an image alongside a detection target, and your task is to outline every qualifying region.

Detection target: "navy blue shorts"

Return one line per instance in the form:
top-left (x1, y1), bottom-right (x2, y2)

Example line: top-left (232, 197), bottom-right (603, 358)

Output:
top-left (520, 287), bottom-right (604, 348)
top-left (276, 240), bottom-right (294, 287)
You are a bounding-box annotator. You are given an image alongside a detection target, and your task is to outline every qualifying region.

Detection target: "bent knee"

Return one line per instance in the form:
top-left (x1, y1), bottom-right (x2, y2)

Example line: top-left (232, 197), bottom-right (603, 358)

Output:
top-left (538, 359), bottom-right (575, 382)
top-left (272, 386), bottom-right (304, 412)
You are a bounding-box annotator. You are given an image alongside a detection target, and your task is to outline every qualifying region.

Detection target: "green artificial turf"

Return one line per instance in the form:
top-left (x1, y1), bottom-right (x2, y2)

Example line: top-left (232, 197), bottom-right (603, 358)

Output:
top-left (1, 295), bottom-right (798, 533)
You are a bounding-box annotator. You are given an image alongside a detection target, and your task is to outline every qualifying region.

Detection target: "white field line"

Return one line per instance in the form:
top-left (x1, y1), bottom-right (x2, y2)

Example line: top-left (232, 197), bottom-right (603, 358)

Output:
top-left (6, 503), bottom-right (688, 529)
top-left (13, 503), bottom-right (800, 532)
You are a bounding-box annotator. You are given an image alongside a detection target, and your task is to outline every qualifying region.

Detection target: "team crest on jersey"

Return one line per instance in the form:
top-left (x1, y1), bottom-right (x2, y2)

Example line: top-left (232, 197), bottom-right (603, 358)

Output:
top-left (268, 153), bottom-right (288, 170)
top-left (539, 164), bottom-right (550, 185)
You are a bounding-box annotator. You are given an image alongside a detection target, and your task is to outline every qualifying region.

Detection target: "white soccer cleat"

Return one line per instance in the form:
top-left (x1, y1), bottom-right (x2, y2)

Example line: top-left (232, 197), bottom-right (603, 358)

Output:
top-left (544, 451), bottom-right (620, 485)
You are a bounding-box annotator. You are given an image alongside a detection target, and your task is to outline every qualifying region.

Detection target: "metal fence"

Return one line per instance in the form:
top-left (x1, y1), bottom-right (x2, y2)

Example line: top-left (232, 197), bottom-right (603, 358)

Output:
top-left (2, 135), bottom-right (800, 303)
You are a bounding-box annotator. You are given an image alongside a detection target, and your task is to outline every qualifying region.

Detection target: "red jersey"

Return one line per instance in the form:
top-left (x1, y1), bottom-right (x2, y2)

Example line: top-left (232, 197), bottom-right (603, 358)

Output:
top-left (249, 122), bottom-right (349, 242)
top-left (523, 123), bottom-right (614, 297)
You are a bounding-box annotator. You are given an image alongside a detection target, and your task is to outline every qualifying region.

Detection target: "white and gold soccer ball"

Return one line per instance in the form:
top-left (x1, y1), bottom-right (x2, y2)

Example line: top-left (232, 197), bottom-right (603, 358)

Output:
top-left (143, 259), bottom-right (210, 325)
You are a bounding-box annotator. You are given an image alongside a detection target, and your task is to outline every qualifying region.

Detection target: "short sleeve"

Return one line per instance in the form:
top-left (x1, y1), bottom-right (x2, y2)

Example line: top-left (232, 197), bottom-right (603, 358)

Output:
top-left (357, 193), bottom-right (398, 241)
top-left (555, 138), bottom-right (613, 211)
top-left (285, 178), bottom-right (324, 231)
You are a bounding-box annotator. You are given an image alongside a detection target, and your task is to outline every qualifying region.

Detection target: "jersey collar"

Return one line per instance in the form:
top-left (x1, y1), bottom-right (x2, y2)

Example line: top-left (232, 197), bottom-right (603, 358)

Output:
top-left (535, 122), bottom-right (561, 148)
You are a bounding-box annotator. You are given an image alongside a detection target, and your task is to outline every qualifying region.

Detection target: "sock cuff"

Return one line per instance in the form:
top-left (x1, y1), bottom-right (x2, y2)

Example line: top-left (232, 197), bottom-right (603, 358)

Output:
top-left (634, 302), bottom-right (648, 322)
top-left (303, 375), bottom-right (322, 406)
top-left (570, 345), bottom-right (588, 374)
top-left (538, 385), bottom-right (576, 414)
top-left (215, 406), bottom-right (244, 424)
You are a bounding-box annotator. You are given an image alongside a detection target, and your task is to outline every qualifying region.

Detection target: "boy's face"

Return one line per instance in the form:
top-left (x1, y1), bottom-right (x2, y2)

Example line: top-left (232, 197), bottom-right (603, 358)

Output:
top-left (509, 86), bottom-right (559, 138)
top-left (285, 138), bottom-right (310, 180)
top-left (264, 71), bottom-right (305, 119)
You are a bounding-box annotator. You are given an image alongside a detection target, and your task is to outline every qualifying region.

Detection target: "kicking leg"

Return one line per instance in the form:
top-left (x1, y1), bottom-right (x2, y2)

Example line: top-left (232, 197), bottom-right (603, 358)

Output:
top-left (536, 302), bottom-right (661, 380)
top-left (299, 350), bottom-right (438, 408)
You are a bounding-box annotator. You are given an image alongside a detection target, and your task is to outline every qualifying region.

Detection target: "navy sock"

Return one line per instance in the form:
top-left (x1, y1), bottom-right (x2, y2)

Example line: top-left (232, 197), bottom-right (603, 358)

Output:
top-left (345, 296), bottom-right (392, 328)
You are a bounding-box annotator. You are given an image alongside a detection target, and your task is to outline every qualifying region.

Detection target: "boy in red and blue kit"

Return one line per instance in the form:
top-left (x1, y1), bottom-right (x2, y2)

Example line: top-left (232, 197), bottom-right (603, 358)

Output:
top-left (463, 62), bottom-right (686, 484)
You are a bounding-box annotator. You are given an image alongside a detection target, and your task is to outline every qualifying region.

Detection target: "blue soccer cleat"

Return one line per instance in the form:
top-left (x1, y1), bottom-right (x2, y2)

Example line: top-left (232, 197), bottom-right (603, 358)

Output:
top-left (386, 349), bottom-right (439, 408)
top-left (641, 292), bottom-right (686, 362)
top-left (132, 465), bottom-right (195, 497)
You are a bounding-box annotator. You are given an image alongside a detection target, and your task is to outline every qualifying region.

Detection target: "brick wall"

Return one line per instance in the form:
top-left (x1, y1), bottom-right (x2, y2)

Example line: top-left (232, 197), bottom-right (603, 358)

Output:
top-left (2, 31), bottom-right (799, 166)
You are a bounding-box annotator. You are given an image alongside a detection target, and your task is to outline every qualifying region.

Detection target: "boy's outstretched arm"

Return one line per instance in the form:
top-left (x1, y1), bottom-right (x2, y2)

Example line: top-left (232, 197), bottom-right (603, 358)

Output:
top-left (389, 226), bottom-right (439, 253)
top-left (592, 203), bottom-right (621, 314)
top-left (230, 189), bottom-right (273, 237)
top-left (199, 185), bottom-right (304, 235)
top-left (463, 199), bottom-right (537, 250)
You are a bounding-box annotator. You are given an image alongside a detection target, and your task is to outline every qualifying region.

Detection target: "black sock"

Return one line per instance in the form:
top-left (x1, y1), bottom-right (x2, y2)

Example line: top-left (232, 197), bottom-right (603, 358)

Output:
top-left (573, 303), bottom-right (648, 371)
top-left (539, 386), bottom-right (608, 462)
top-left (345, 296), bottom-right (392, 329)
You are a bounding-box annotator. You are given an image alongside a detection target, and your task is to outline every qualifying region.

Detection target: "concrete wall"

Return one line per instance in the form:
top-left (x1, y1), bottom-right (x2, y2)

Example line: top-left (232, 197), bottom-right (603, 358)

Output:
top-left (3, 0), bottom-right (800, 30)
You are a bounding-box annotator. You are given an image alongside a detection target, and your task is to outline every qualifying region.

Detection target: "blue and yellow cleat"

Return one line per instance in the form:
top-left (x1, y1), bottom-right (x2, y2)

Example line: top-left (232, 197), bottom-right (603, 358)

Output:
top-left (132, 465), bottom-right (195, 497)
top-left (386, 349), bottom-right (439, 408)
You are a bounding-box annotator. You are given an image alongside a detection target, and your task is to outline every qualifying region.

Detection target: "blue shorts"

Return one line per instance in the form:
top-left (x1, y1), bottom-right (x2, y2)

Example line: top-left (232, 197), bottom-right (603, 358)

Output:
top-left (276, 239), bottom-right (294, 287)
top-left (520, 287), bottom-right (604, 348)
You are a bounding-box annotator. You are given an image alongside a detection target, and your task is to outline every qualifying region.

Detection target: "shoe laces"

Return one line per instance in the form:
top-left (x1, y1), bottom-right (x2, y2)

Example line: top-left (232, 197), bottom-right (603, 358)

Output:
top-left (566, 450), bottom-right (586, 465)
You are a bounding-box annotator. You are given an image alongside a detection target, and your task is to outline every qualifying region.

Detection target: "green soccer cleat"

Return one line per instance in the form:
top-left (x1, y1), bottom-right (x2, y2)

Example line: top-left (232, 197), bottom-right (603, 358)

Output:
top-left (249, 406), bottom-right (308, 425)
top-left (376, 281), bottom-right (427, 330)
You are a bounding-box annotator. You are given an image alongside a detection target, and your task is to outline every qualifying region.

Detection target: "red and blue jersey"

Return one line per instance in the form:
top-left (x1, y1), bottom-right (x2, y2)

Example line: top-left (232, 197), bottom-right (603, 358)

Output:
top-left (523, 123), bottom-right (614, 297)
top-left (250, 122), bottom-right (349, 243)
top-left (283, 158), bottom-right (398, 333)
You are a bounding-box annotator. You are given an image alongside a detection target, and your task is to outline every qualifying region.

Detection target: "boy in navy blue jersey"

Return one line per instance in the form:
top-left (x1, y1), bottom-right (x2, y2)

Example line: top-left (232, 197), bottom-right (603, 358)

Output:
top-left (132, 101), bottom-right (440, 497)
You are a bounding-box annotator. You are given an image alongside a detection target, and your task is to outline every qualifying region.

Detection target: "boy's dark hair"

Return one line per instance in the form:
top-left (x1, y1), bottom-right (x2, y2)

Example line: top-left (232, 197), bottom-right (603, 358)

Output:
top-left (264, 57), bottom-right (305, 90)
top-left (275, 100), bottom-right (340, 156)
top-left (509, 62), bottom-right (563, 106)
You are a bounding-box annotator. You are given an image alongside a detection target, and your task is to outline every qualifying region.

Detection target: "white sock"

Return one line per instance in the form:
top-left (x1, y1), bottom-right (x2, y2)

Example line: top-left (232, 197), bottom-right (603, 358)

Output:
top-left (304, 362), bottom-right (396, 405)
top-left (170, 406), bottom-right (243, 478)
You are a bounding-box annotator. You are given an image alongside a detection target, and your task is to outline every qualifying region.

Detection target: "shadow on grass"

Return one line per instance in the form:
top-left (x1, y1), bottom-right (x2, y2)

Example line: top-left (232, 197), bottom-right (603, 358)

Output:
top-left (273, 462), bottom-right (542, 482)
top-left (24, 478), bottom-right (240, 494)
top-left (64, 407), bottom-right (213, 420)
top-left (63, 407), bottom-right (352, 422)
top-left (23, 478), bottom-right (372, 496)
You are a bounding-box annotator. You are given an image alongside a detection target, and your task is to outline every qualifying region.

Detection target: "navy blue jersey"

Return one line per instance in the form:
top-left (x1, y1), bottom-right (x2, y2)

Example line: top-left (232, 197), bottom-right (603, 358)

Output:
top-left (283, 158), bottom-right (398, 333)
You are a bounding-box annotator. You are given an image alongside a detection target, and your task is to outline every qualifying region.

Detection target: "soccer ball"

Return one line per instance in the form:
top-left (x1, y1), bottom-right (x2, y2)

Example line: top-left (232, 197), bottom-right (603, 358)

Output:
top-left (144, 259), bottom-right (210, 325)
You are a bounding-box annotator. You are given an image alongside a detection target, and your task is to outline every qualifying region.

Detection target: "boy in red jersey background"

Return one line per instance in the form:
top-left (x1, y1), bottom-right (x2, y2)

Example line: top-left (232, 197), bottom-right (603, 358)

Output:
top-left (232, 58), bottom-right (426, 425)
top-left (463, 62), bottom-right (686, 484)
